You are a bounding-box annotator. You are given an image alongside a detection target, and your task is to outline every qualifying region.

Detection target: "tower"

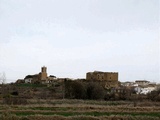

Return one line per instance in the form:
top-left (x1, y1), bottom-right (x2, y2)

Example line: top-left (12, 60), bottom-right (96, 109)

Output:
top-left (41, 66), bottom-right (47, 80)
top-left (42, 66), bottom-right (47, 73)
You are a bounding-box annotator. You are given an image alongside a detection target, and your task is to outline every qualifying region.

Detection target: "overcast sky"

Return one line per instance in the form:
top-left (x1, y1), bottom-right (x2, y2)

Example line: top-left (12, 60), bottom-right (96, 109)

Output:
top-left (0, 0), bottom-right (159, 83)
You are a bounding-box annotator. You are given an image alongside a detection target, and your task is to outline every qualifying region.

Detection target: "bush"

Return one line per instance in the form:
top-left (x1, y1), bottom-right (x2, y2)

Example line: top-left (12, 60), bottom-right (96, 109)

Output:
top-left (65, 81), bottom-right (105, 100)
top-left (147, 90), bottom-right (160, 101)
top-left (86, 82), bottom-right (105, 100)
top-left (11, 91), bottom-right (19, 96)
top-left (65, 81), bottom-right (86, 99)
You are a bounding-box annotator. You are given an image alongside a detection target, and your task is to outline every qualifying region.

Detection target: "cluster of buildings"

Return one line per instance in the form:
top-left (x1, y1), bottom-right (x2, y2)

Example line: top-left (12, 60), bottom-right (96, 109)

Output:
top-left (16, 66), bottom-right (159, 95)
top-left (23, 66), bottom-right (56, 84)
top-left (16, 66), bottom-right (73, 85)
top-left (121, 80), bottom-right (159, 95)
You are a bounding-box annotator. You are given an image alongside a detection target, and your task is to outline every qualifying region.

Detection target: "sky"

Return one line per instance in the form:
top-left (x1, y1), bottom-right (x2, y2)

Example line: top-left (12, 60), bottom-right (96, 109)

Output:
top-left (0, 0), bottom-right (159, 83)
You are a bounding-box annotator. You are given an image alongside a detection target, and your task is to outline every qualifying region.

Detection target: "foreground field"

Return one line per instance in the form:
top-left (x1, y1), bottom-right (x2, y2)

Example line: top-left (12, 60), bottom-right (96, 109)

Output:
top-left (0, 99), bottom-right (160, 120)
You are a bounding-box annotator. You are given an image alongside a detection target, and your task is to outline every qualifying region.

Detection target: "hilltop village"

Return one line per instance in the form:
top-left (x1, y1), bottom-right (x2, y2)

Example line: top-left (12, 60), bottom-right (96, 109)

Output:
top-left (0, 66), bottom-right (160, 104)
top-left (15, 66), bottom-right (159, 95)
top-left (17, 66), bottom-right (119, 88)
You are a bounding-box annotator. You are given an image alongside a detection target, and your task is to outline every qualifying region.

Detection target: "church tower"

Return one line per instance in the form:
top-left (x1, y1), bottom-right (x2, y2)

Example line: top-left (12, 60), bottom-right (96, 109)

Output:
top-left (41, 66), bottom-right (47, 80)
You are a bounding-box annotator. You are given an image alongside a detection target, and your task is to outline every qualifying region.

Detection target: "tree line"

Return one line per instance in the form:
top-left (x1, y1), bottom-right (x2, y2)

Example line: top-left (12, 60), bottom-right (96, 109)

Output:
top-left (64, 80), bottom-right (160, 101)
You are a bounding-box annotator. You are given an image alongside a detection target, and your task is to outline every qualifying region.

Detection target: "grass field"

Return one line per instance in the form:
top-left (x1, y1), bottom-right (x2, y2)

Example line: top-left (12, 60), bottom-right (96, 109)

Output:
top-left (0, 99), bottom-right (160, 120)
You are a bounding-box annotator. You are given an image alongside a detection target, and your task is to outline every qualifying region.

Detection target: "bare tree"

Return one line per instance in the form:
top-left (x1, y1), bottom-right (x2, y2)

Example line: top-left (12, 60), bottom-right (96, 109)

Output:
top-left (0, 72), bottom-right (6, 84)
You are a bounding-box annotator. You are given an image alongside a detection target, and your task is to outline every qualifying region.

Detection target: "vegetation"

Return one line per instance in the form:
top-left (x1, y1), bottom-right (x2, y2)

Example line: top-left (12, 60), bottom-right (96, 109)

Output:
top-left (15, 83), bottom-right (46, 88)
top-left (0, 81), bottom-right (160, 119)
top-left (147, 90), bottom-right (160, 101)
top-left (65, 81), bottom-right (105, 100)
top-left (0, 99), bottom-right (160, 120)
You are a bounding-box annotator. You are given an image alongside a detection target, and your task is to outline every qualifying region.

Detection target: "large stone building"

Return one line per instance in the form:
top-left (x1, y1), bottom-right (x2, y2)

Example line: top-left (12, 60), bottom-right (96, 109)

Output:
top-left (86, 71), bottom-right (118, 81)
top-left (86, 71), bottom-right (119, 88)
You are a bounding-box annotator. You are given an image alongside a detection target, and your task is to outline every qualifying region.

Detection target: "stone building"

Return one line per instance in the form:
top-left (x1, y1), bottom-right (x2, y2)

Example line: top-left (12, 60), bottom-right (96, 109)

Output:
top-left (86, 71), bottom-right (119, 88)
top-left (86, 71), bottom-right (118, 81)
top-left (39, 66), bottom-right (47, 80)
top-left (24, 66), bottom-right (50, 84)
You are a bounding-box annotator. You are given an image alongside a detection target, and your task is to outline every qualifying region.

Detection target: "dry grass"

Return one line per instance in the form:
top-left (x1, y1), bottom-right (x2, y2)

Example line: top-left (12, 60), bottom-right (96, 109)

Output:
top-left (0, 99), bottom-right (160, 120)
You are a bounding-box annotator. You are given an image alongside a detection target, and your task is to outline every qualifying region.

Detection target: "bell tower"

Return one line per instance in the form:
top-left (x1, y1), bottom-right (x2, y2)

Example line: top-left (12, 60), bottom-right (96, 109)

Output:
top-left (42, 66), bottom-right (47, 73)
top-left (41, 66), bottom-right (47, 80)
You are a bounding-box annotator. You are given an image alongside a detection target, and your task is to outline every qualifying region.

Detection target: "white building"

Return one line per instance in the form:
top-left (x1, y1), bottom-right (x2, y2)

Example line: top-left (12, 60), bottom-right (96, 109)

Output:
top-left (134, 84), bottom-right (156, 95)
top-left (135, 80), bottom-right (150, 86)
top-left (24, 78), bottom-right (32, 83)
